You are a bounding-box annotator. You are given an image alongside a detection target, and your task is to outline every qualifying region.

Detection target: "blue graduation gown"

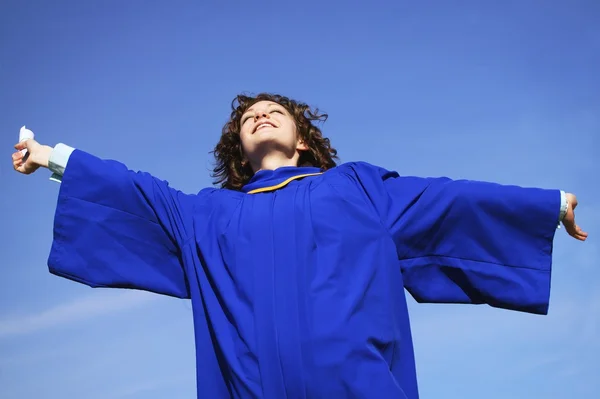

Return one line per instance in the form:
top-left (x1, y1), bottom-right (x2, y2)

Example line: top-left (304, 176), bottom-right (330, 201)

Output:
top-left (48, 150), bottom-right (560, 399)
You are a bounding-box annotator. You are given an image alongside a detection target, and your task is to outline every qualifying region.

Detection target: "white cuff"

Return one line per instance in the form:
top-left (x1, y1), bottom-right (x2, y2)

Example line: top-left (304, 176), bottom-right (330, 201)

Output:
top-left (559, 191), bottom-right (568, 221)
top-left (48, 143), bottom-right (75, 183)
top-left (557, 190), bottom-right (568, 228)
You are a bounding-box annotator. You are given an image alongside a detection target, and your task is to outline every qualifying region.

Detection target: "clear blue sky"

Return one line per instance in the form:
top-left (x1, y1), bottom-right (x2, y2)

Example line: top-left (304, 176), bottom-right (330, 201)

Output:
top-left (1, 1), bottom-right (598, 398)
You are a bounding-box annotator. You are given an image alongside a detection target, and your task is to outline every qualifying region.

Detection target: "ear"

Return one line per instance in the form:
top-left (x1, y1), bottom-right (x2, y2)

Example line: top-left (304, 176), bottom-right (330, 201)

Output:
top-left (296, 139), bottom-right (309, 151)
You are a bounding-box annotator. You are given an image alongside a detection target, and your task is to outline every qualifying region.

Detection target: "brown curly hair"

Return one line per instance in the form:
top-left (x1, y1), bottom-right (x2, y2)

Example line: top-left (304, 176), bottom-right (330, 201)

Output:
top-left (211, 93), bottom-right (338, 190)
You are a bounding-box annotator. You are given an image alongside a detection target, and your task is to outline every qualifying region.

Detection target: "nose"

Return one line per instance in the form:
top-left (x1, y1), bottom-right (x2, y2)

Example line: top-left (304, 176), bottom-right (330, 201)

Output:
top-left (254, 112), bottom-right (270, 121)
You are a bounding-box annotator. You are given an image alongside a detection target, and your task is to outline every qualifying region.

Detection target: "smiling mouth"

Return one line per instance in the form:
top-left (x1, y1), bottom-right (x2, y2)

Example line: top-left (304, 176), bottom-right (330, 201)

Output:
top-left (254, 122), bottom-right (276, 133)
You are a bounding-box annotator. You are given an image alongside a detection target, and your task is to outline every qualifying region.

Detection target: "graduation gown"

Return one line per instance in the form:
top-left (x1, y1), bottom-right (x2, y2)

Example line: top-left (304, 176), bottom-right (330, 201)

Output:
top-left (48, 149), bottom-right (560, 399)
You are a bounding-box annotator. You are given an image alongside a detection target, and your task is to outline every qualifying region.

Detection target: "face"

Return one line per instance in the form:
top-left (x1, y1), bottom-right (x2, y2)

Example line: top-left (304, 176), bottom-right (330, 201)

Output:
top-left (239, 100), bottom-right (308, 169)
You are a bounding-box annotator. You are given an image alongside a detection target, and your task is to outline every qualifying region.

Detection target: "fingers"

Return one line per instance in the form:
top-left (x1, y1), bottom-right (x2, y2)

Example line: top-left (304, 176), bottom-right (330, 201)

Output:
top-left (12, 151), bottom-right (23, 162)
top-left (14, 140), bottom-right (28, 150)
top-left (565, 223), bottom-right (588, 241)
top-left (573, 225), bottom-right (588, 241)
top-left (12, 149), bottom-right (32, 174)
top-left (12, 152), bottom-right (24, 172)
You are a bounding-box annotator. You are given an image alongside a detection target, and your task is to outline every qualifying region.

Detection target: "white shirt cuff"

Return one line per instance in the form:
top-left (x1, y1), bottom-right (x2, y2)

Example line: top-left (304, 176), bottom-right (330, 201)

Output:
top-left (557, 190), bottom-right (568, 227)
top-left (48, 143), bottom-right (75, 183)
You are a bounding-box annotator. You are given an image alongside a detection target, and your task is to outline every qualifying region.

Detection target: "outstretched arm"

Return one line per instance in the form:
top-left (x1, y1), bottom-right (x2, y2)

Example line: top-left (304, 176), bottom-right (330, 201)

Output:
top-left (13, 138), bottom-right (197, 299)
top-left (348, 162), bottom-right (587, 315)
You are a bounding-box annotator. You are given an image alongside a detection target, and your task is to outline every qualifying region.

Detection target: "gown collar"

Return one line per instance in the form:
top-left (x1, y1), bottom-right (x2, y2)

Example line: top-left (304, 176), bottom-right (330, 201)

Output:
top-left (242, 166), bottom-right (322, 194)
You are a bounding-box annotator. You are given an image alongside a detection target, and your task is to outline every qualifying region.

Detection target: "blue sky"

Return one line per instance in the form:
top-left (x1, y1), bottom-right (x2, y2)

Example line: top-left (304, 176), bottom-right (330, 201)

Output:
top-left (1, 0), bottom-right (598, 398)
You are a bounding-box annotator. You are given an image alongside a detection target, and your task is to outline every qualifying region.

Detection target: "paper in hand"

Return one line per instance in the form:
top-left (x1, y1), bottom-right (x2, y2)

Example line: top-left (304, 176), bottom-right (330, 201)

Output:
top-left (19, 125), bottom-right (34, 156)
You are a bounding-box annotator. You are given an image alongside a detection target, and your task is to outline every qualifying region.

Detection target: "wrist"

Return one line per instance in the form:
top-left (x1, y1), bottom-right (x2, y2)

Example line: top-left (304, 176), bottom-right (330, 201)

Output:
top-left (31, 145), bottom-right (53, 168)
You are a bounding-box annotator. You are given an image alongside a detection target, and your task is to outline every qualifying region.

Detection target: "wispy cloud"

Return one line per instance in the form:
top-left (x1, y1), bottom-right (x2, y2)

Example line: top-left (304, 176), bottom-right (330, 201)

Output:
top-left (0, 290), bottom-right (158, 338)
top-left (409, 278), bottom-right (600, 387)
top-left (410, 282), bottom-right (600, 349)
top-left (103, 375), bottom-right (195, 399)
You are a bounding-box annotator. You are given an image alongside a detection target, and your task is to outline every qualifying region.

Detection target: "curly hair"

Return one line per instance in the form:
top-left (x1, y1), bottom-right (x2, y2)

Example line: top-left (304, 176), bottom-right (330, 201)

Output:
top-left (211, 93), bottom-right (338, 190)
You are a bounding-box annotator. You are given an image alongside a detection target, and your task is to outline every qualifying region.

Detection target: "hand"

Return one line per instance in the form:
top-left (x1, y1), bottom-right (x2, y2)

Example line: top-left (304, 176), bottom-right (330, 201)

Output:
top-left (562, 193), bottom-right (588, 241)
top-left (12, 139), bottom-right (53, 175)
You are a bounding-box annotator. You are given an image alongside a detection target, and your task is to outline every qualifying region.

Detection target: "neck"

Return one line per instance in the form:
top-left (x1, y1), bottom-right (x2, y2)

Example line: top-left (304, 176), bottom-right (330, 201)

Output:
top-left (251, 152), bottom-right (300, 173)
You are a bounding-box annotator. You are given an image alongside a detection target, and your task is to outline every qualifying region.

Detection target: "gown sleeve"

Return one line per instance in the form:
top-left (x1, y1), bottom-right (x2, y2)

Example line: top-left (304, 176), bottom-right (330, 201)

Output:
top-left (348, 162), bottom-right (561, 315)
top-left (47, 149), bottom-right (197, 299)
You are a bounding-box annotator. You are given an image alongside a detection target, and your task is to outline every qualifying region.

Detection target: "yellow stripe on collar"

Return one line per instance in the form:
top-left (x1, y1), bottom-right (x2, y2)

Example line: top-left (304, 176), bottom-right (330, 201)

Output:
top-left (247, 173), bottom-right (323, 194)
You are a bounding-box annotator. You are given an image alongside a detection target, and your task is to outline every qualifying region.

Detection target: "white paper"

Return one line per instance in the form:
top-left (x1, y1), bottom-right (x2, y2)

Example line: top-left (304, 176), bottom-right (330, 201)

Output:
top-left (19, 125), bottom-right (34, 156)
